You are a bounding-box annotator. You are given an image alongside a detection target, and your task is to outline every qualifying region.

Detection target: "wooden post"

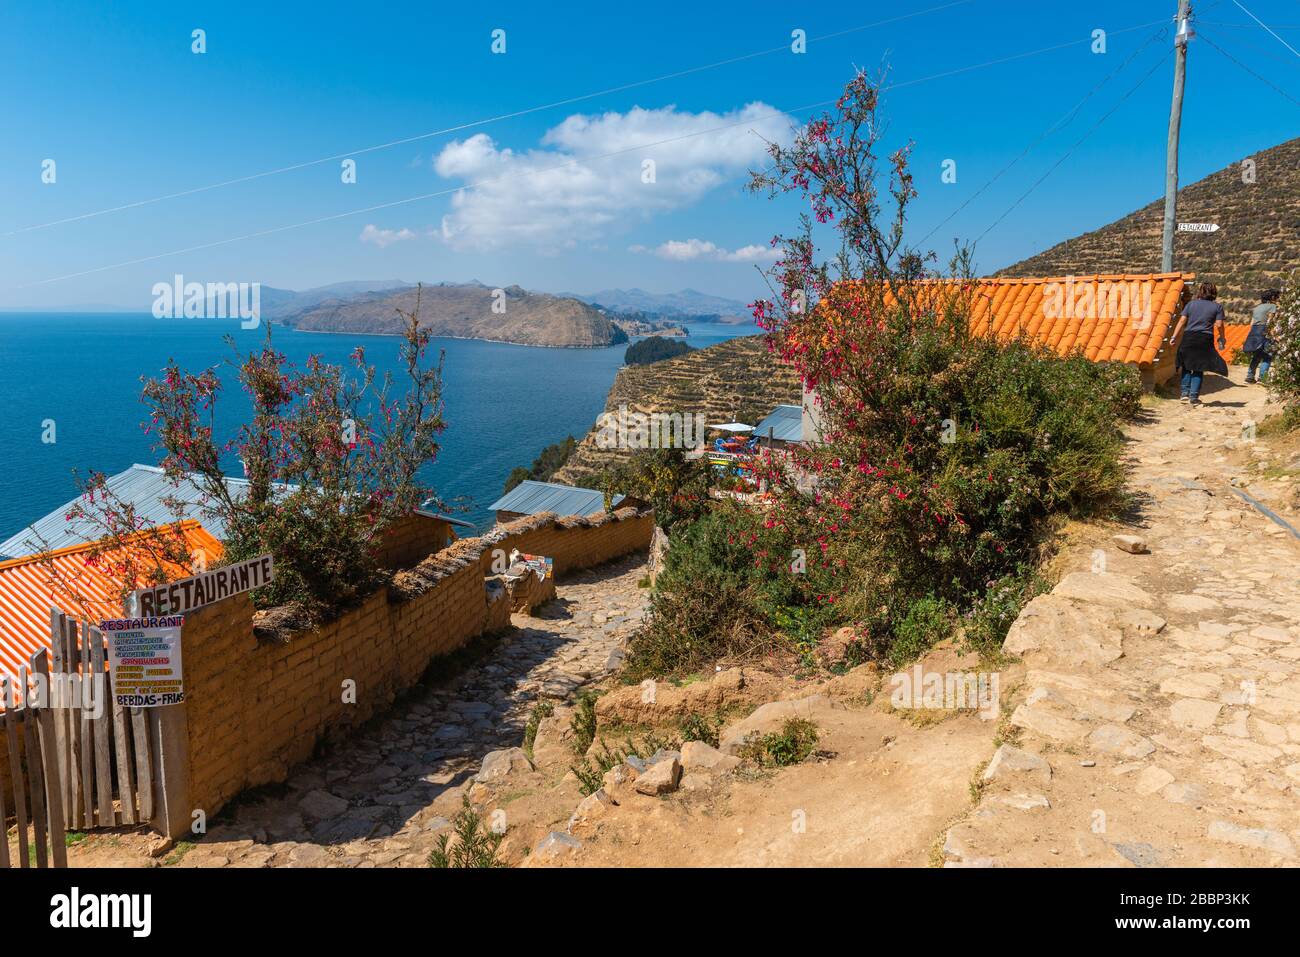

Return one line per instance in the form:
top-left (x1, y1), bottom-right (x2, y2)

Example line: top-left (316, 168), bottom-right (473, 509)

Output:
top-left (49, 610), bottom-right (70, 823)
top-left (21, 671), bottom-right (48, 869)
top-left (65, 619), bottom-right (84, 830)
top-left (32, 650), bottom-right (68, 867)
top-left (79, 621), bottom-right (94, 827)
top-left (89, 626), bottom-right (114, 826)
top-left (2, 677), bottom-right (29, 868)
top-left (1161, 0), bottom-right (1192, 272)
top-left (150, 703), bottom-right (192, 841)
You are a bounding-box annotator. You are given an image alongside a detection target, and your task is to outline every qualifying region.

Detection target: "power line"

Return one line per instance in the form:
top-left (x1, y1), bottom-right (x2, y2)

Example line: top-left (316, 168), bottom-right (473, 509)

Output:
top-left (973, 47), bottom-right (1174, 244)
top-left (1199, 30), bottom-right (1300, 107)
top-left (920, 23), bottom-right (1170, 247)
top-left (12, 21), bottom-right (1178, 291)
top-left (0, 0), bottom-right (974, 239)
top-left (1229, 0), bottom-right (1300, 57)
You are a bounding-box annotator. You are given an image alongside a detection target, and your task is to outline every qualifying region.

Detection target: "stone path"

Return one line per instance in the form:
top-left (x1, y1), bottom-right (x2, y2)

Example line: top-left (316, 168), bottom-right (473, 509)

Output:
top-left (172, 553), bottom-right (650, 868)
top-left (944, 369), bottom-right (1300, 866)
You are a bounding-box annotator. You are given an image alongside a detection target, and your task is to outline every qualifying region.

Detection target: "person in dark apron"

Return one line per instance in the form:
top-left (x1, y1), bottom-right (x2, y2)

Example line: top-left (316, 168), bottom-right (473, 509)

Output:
top-left (1243, 289), bottom-right (1280, 384)
top-left (1171, 282), bottom-right (1228, 406)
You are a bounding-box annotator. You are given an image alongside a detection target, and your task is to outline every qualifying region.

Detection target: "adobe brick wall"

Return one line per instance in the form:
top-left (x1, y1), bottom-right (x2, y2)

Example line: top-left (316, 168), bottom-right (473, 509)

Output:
top-left (181, 508), bottom-right (652, 820)
top-left (374, 513), bottom-right (455, 571)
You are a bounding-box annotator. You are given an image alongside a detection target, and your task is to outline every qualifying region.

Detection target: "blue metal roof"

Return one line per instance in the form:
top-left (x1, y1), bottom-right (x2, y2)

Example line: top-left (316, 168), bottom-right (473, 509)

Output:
top-left (0, 464), bottom-right (260, 558)
top-left (753, 405), bottom-right (804, 443)
top-left (488, 480), bottom-right (621, 518)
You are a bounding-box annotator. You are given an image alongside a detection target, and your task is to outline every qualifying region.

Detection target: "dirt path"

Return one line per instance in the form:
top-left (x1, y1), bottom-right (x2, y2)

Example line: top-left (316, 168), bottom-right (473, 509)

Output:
top-left (944, 369), bottom-right (1300, 866)
top-left (107, 554), bottom-right (653, 868)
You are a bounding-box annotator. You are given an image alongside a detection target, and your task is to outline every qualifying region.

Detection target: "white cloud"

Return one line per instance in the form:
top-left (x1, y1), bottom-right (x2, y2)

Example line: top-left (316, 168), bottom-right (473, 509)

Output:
top-left (359, 224), bottom-right (418, 248)
top-left (432, 103), bottom-right (790, 250)
top-left (637, 238), bottom-right (780, 264)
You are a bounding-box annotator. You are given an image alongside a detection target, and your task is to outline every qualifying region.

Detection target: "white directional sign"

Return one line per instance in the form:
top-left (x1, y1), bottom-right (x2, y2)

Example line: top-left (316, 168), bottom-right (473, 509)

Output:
top-left (1178, 222), bottom-right (1221, 233)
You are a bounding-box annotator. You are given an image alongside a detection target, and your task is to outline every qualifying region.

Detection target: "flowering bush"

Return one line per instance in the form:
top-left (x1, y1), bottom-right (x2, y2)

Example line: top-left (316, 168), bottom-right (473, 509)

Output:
top-left (1266, 270), bottom-right (1300, 402)
top-left (58, 286), bottom-right (447, 621)
top-left (627, 73), bottom-right (1138, 677)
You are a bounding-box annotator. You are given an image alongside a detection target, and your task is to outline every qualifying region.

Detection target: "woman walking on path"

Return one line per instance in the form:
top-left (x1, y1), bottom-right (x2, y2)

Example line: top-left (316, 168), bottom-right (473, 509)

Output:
top-left (1243, 289), bottom-right (1280, 384)
top-left (1171, 281), bottom-right (1228, 406)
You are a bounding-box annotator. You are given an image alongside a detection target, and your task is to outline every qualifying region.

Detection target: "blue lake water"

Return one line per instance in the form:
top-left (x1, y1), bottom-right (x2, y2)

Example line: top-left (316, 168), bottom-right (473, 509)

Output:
top-left (0, 314), bottom-right (754, 539)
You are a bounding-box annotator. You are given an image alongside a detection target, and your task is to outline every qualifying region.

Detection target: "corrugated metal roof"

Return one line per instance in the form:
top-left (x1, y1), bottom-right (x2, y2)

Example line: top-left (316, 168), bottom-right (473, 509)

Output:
top-left (753, 405), bottom-right (804, 443)
top-left (488, 480), bottom-right (621, 518)
top-left (0, 464), bottom-right (261, 559)
top-left (0, 521), bottom-right (222, 685)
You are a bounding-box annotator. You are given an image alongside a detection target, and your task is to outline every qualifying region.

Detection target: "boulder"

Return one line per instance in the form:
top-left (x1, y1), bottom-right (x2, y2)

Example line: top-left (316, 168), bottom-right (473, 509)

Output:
top-left (633, 756), bottom-right (682, 795)
top-left (473, 747), bottom-right (535, 784)
top-left (567, 789), bottom-right (617, 832)
top-left (719, 695), bottom-right (836, 756)
top-left (681, 740), bottom-right (741, 774)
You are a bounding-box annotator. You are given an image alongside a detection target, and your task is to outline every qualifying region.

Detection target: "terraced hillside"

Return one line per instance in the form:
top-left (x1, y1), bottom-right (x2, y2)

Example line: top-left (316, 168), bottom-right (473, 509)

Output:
top-left (1000, 136), bottom-right (1298, 320)
top-left (553, 334), bottom-right (801, 487)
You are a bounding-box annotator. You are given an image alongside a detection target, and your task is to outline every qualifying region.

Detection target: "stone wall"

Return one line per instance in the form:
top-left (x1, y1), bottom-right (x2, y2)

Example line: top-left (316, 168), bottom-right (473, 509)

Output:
top-left (180, 508), bottom-right (652, 823)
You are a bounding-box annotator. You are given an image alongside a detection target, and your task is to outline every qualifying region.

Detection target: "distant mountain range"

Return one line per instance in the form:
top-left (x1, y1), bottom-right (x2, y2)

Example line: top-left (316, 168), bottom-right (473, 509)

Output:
top-left (569, 288), bottom-right (753, 322)
top-left (1001, 135), bottom-right (1299, 320)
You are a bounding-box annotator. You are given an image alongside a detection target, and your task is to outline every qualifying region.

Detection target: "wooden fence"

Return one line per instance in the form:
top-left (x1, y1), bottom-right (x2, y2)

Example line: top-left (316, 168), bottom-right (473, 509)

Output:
top-left (2, 610), bottom-right (159, 869)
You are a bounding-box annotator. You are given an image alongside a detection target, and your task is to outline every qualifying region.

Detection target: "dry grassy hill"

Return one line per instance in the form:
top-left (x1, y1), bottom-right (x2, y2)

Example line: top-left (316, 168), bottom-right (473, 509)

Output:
top-left (1000, 136), bottom-right (1298, 320)
top-left (553, 335), bottom-right (801, 486)
top-left (284, 283), bottom-right (626, 348)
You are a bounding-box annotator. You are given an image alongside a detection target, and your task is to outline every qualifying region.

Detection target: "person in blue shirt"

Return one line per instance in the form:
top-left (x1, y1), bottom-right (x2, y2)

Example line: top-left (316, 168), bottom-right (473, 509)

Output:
top-left (1170, 282), bottom-right (1228, 406)
top-left (1243, 289), bottom-right (1280, 384)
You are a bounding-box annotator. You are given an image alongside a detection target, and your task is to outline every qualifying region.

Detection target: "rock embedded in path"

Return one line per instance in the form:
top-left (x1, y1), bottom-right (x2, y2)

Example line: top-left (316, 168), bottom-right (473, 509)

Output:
top-left (473, 747), bottom-right (535, 784)
top-left (1112, 534), bottom-right (1149, 554)
top-left (981, 744), bottom-right (1052, 785)
top-left (298, 790), bottom-right (349, 821)
top-left (1053, 571), bottom-right (1156, 609)
top-left (532, 831), bottom-right (583, 861)
top-left (1002, 594), bottom-right (1124, 666)
top-left (1207, 820), bottom-right (1296, 860)
top-left (1087, 724), bottom-right (1155, 759)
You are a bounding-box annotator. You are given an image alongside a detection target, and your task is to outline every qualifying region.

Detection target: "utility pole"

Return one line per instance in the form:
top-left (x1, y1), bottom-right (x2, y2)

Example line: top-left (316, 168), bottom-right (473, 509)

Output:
top-left (1161, 0), bottom-right (1193, 273)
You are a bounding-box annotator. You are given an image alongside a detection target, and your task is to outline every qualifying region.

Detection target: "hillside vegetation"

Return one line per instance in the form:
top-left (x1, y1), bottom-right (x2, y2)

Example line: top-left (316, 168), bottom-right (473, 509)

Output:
top-left (1000, 135), bottom-right (1298, 321)
top-left (553, 335), bottom-right (800, 486)
top-left (625, 336), bottom-right (694, 366)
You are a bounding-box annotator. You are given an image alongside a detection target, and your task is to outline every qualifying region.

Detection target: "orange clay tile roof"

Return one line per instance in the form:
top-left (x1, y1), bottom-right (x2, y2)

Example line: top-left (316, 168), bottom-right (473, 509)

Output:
top-left (959, 273), bottom-right (1195, 369)
top-left (0, 521), bottom-right (222, 685)
top-left (1219, 323), bottom-right (1252, 359)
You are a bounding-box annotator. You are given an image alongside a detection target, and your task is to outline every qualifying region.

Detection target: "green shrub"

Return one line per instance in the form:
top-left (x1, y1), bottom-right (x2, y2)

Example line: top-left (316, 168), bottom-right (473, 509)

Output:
top-left (428, 797), bottom-right (505, 868)
top-left (739, 719), bottom-right (819, 767)
top-left (679, 712), bottom-right (722, 749)
top-left (888, 595), bottom-right (954, 668)
top-left (625, 336), bottom-right (694, 366)
top-left (962, 564), bottom-right (1050, 654)
top-left (570, 693), bottom-right (598, 756)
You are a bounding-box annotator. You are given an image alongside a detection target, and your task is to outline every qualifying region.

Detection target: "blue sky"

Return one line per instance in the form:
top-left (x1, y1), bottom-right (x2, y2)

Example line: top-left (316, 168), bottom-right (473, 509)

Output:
top-left (1, 0), bottom-right (1296, 308)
